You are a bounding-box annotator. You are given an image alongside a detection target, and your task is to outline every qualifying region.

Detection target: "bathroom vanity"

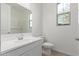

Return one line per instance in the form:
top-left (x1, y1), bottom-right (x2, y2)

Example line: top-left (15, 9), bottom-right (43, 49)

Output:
top-left (0, 36), bottom-right (43, 56)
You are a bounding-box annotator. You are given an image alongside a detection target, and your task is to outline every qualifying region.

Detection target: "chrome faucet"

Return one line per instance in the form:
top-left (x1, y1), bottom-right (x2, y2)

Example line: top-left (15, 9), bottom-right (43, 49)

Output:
top-left (17, 33), bottom-right (24, 40)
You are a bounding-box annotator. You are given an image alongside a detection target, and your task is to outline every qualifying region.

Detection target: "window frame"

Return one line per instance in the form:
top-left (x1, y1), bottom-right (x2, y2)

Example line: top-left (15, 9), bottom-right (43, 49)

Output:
top-left (29, 13), bottom-right (32, 28)
top-left (57, 3), bottom-right (71, 25)
top-left (29, 13), bottom-right (32, 32)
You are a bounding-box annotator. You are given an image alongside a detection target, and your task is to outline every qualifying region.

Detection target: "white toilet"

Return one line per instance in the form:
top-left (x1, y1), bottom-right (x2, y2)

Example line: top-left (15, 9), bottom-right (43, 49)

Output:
top-left (41, 34), bottom-right (54, 56)
top-left (42, 42), bottom-right (54, 56)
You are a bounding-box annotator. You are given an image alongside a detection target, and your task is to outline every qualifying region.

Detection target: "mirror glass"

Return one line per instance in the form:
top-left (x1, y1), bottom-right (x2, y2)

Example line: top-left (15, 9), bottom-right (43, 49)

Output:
top-left (1, 3), bottom-right (32, 34)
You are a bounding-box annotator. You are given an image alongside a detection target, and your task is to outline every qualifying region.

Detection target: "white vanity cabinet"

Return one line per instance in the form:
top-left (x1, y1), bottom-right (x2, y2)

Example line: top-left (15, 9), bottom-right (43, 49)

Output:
top-left (77, 40), bottom-right (79, 56)
top-left (1, 39), bottom-right (43, 56)
top-left (76, 39), bottom-right (79, 56)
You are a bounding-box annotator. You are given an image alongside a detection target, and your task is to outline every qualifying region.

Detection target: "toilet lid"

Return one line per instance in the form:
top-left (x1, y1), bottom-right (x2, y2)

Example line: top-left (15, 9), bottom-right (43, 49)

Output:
top-left (42, 42), bottom-right (54, 48)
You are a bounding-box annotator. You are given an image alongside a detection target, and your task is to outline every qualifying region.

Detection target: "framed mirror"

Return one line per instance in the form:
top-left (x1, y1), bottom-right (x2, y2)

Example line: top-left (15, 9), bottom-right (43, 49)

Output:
top-left (57, 3), bottom-right (71, 25)
top-left (1, 3), bottom-right (32, 34)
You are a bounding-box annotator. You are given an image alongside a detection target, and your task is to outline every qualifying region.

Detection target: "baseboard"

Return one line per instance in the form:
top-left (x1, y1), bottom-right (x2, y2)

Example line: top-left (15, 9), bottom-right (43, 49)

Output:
top-left (52, 48), bottom-right (71, 56)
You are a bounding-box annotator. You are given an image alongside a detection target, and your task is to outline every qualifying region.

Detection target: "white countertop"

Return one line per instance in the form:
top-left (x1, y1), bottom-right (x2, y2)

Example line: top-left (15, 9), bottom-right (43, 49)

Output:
top-left (1, 36), bottom-right (43, 54)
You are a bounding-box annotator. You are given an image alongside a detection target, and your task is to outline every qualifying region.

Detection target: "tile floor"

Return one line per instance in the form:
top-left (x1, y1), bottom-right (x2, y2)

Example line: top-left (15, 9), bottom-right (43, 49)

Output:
top-left (42, 48), bottom-right (69, 56)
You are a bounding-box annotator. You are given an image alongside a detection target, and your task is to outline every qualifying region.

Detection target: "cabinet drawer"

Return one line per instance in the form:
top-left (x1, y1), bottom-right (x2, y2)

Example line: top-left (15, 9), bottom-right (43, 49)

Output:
top-left (21, 45), bottom-right (42, 56)
top-left (77, 41), bottom-right (79, 56)
top-left (0, 53), bottom-right (7, 56)
top-left (5, 40), bottom-right (42, 56)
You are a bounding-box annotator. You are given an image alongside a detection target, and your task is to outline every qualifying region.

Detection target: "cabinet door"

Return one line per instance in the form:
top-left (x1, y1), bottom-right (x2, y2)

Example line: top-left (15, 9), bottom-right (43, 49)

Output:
top-left (21, 45), bottom-right (42, 56)
top-left (0, 53), bottom-right (7, 56)
top-left (77, 41), bottom-right (79, 56)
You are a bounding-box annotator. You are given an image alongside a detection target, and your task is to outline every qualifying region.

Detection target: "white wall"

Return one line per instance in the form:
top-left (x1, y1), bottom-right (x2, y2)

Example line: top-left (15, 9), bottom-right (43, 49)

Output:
top-left (31, 3), bottom-right (43, 36)
top-left (42, 3), bottom-right (78, 56)
top-left (0, 4), bottom-right (1, 51)
top-left (78, 4), bottom-right (79, 37)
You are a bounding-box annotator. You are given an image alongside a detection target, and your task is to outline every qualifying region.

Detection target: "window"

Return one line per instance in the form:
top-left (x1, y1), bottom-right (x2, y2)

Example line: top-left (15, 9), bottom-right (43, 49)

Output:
top-left (29, 14), bottom-right (32, 29)
top-left (57, 3), bottom-right (70, 25)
